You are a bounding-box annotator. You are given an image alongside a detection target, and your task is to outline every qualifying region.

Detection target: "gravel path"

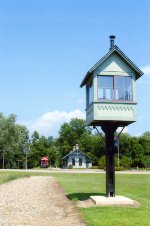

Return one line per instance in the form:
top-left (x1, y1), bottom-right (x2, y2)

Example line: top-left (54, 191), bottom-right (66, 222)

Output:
top-left (0, 176), bottom-right (86, 226)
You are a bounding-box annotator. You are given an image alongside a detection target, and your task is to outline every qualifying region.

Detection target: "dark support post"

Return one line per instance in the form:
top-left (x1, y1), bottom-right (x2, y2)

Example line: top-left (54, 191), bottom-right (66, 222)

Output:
top-left (102, 124), bottom-right (118, 197)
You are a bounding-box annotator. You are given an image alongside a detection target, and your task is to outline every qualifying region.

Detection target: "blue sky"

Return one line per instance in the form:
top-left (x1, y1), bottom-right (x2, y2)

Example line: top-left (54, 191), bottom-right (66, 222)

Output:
top-left (0, 0), bottom-right (149, 137)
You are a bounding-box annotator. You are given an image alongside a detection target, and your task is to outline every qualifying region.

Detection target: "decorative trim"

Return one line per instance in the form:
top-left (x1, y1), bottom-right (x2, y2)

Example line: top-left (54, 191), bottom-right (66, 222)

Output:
top-left (97, 105), bottom-right (134, 111)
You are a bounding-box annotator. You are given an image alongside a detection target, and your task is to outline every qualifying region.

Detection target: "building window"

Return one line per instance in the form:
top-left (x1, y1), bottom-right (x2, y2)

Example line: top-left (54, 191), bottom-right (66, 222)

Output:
top-left (72, 158), bottom-right (75, 166)
top-left (98, 76), bottom-right (113, 100)
top-left (115, 76), bottom-right (132, 101)
top-left (98, 76), bottom-right (132, 101)
top-left (87, 82), bottom-right (93, 105)
top-left (79, 159), bottom-right (82, 166)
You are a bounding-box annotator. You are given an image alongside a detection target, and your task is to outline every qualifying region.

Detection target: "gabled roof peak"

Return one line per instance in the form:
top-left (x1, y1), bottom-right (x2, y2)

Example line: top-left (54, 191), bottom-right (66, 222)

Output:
top-left (61, 149), bottom-right (91, 160)
top-left (80, 45), bottom-right (143, 87)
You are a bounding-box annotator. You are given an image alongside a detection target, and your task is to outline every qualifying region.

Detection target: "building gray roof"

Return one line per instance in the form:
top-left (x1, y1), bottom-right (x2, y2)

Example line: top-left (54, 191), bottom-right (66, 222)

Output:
top-left (62, 149), bottom-right (91, 160)
top-left (80, 45), bottom-right (144, 87)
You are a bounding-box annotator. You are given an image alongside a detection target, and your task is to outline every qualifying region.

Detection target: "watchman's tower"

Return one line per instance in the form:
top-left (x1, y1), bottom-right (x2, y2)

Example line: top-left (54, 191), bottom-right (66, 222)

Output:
top-left (80, 36), bottom-right (143, 197)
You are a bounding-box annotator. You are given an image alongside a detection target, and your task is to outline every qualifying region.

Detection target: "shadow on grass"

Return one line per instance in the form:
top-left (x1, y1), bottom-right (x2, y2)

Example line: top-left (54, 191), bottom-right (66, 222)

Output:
top-left (67, 192), bottom-right (105, 201)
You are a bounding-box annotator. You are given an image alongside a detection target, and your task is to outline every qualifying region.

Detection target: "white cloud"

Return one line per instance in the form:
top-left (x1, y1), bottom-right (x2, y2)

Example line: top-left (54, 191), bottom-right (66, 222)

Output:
top-left (139, 65), bottom-right (150, 85)
top-left (141, 65), bottom-right (150, 75)
top-left (19, 109), bottom-right (85, 137)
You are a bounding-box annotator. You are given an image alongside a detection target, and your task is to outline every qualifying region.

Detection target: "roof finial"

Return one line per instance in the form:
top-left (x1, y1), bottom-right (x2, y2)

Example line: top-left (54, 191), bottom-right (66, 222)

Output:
top-left (109, 35), bottom-right (116, 50)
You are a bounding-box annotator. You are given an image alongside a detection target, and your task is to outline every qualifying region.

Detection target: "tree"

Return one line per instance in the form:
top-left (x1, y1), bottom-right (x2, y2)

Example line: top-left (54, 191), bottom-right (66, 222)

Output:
top-left (79, 132), bottom-right (105, 165)
top-left (128, 137), bottom-right (144, 167)
top-left (0, 113), bottom-right (30, 169)
top-left (29, 132), bottom-right (58, 168)
top-left (58, 118), bottom-right (91, 156)
top-left (98, 155), bottom-right (105, 169)
top-left (29, 131), bottom-right (42, 167)
top-left (139, 132), bottom-right (150, 157)
top-left (12, 124), bottom-right (30, 169)
top-left (58, 118), bottom-right (90, 147)
top-left (119, 155), bottom-right (131, 168)
top-left (119, 133), bottom-right (131, 157)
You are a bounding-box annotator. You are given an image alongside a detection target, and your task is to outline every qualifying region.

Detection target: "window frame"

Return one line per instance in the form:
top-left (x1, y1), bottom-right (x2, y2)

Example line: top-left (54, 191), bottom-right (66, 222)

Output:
top-left (98, 75), bottom-right (114, 100)
top-left (79, 158), bottom-right (82, 166)
top-left (97, 75), bottom-right (133, 102)
top-left (72, 158), bottom-right (75, 166)
top-left (87, 80), bottom-right (94, 106)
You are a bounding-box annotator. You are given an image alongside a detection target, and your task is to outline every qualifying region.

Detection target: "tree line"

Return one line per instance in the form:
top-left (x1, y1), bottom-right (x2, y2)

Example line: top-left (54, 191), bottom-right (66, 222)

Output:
top-left (0, 113), bottom-right (150, 169)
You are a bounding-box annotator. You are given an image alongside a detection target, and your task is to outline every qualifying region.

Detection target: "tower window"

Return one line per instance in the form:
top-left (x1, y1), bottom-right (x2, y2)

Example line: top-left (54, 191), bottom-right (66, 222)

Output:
top-left (98, 76), bottom-right (132, 101)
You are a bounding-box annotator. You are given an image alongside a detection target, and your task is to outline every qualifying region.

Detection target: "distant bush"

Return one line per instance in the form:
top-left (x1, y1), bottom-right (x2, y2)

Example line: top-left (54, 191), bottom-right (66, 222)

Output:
top-left (119, 156), bottom-right (131, 168)
top-left (115, 166), bottom-right (124, 171)
top-left (103, 166), bottom-right (124, 171)
top-left (91, 166), bottom-right (99, 169)
top-left (98, 156), bottom-right (105, 169)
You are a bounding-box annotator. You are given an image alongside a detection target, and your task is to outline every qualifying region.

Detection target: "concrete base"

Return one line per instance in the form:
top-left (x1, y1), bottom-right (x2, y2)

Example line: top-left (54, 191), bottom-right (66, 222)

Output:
top-left (90, 196), bottom-right (139, 207)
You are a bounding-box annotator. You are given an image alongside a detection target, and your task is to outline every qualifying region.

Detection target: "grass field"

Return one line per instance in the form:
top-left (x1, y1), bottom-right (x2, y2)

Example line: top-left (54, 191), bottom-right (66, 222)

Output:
top-left (0, 171), bottom-right (149, 226)
top-left (0, 171), bottom-right (30, 184)
top-left (54, 173), bottom-right (150, 226)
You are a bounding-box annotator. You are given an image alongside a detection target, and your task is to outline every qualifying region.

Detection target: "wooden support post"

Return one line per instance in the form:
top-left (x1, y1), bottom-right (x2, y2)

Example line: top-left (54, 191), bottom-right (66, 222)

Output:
top-left (102, 124), bottom-right (118, 197)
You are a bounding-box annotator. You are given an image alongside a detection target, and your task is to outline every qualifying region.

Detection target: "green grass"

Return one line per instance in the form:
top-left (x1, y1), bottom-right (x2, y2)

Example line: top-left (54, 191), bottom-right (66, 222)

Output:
top-left (0, 171), bottom-right (149, 225)
top-left (0, 171), bottom-right (30, 184)
top-left (54, 174), bottom-right (106, 201)
top-left (54, 173), bottom-right (150, 226)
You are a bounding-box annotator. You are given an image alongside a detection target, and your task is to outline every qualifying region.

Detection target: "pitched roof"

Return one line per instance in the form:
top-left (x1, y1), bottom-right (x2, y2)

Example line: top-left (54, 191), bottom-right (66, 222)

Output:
top-left (80, 45), bottom-right (144, 87)
top-left (62, 149), bottom-right (91, 160)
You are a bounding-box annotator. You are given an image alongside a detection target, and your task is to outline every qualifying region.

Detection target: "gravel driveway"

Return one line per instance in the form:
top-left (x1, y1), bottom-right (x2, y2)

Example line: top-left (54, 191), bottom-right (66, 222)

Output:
top-left (0, 176), bottom-right (86, 226)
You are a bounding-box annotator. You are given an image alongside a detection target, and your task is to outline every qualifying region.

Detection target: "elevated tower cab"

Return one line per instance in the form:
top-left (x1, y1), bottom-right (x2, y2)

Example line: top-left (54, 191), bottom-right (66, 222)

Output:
top-left (80, 36), bottom-right (143, 128)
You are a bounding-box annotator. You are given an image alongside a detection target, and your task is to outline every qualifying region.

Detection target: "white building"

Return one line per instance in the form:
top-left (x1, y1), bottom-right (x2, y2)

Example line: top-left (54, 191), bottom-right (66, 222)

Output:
top-left (62, 146), bottom-right (92, 169)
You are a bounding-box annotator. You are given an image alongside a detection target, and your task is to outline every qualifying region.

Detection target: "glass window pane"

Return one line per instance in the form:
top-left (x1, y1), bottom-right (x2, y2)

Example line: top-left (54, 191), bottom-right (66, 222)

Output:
top-left (98, 76), bottom-right (113, 100)
top-left (87, 82), bottom-right (93, 105)
top-left (115, 76), bottom-right (132, 101)
top-left (98, 76), bottom-right (132, 101)
top-left (105, 77), bottom-right (113, 88)
top-left (116, 77), bottom-right (123, 88)
top-left (72, 158), bottom-right (75, 166)
top-left (124, 77), bottom-right (132, 100)
top-left (99, 76), bottom-right (106, 87)
top-left (118, 89), bottom-right (124, 100)
top-left (99, 88), bottom-right (104, 99)
top-left (89, 83), bottom-right (93, 103)
top-left (79, 159), bottom-right (82, 166)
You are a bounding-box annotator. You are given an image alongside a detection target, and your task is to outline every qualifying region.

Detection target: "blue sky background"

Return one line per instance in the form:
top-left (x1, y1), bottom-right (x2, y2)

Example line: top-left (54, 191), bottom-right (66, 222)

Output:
top-left (0, 0), bottom-right (150, 137)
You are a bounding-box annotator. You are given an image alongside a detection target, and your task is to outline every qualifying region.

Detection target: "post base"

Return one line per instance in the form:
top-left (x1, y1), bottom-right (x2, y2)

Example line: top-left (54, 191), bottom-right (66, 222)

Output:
top-left (90, 196), bottom-right (139, 207)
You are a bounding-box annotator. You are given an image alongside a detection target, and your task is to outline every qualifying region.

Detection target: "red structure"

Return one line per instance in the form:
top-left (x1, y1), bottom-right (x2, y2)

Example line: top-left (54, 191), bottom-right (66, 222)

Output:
top-left (41, 156), bottom-right (49, 168)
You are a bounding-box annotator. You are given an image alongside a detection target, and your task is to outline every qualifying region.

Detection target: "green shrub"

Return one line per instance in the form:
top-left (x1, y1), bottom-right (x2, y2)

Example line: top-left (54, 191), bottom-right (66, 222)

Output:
top-left (98, 155), bottom-right (105, 169)
top-left (91, 166), bottom-right (99, 169)
top-left (115, 166), bottom-right (124, 171)
top-left (103, 166), bottom-right (124, 171)
top-left (120, 155), bottom-right (131, 168)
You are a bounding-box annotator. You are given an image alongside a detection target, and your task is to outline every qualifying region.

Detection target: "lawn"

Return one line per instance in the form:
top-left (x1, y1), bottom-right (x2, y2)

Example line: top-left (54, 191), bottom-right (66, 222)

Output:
top-left (54, 173), bottom-right (150, 226)
top-left (0, 171), bottom-right (149, 226)
top-left (0, 171), bottom-right (30, 184)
